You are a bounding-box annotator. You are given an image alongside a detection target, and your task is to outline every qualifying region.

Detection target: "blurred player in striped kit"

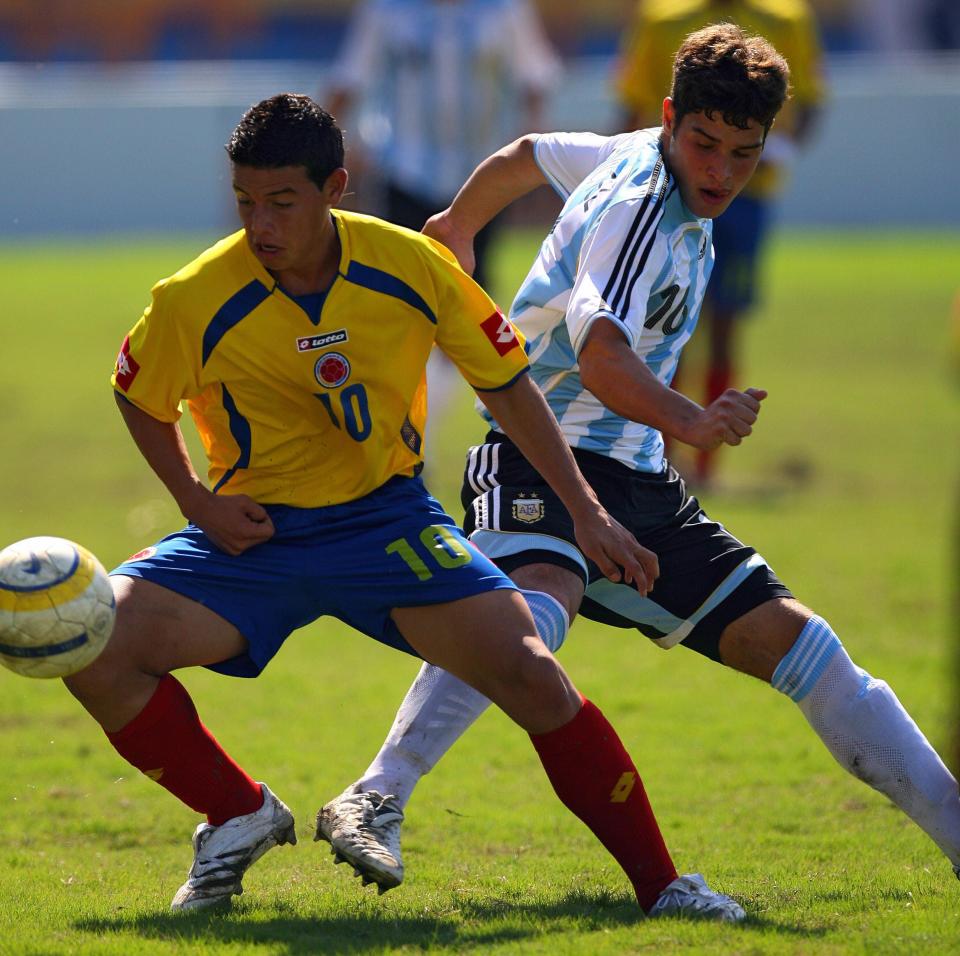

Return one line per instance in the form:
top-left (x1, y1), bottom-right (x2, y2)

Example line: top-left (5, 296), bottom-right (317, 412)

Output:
top-left (325, 0), bottom-right (561, 463)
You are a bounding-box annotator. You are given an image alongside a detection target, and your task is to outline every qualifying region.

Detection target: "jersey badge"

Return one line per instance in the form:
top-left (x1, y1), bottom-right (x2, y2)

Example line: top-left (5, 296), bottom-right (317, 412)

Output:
top-left (114, 336), bottom-right (140, 391)
top-left (480, 310), bottom-right (520, 357)
top-left (512, 493), bottom-right (544, 524)
top-left (125, 546), bottom-right (157, 563)
top-left (315, 352), bottom-right (351, 388)
top-left (297, 329), bottom-right (348, 352)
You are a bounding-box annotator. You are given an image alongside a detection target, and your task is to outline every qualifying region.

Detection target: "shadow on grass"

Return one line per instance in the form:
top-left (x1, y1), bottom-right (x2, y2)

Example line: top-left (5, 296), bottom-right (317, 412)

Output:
top-left (76, 888), bottom-right (827, 954)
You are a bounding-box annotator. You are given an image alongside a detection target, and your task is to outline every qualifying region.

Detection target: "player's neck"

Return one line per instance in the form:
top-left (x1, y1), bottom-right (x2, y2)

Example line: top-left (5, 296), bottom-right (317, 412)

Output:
top-left (271, 215), bottom-right (342, 296)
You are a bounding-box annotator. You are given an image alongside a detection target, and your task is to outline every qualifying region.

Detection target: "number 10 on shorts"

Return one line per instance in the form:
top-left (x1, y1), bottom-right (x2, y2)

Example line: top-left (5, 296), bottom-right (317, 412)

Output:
top-left (386, 526), bottom-right (473, 581)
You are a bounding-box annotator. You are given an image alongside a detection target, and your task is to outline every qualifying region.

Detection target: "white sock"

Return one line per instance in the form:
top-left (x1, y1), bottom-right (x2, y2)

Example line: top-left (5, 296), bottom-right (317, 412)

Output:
top-left (357, 589), bottom-right (569, 808)
top-left (773, 615), bottom-right (960, 867)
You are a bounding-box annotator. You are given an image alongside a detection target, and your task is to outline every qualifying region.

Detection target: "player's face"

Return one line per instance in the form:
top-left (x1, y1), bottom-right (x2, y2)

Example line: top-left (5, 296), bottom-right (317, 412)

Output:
top-left (660, 98), bottom-right (765, 219)
top-left (232, 164), bottom-right (347, 285)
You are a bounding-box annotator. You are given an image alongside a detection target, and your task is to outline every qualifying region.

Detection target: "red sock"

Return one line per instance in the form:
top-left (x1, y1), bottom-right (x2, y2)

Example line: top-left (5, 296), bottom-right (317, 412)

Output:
top-left (530, 698), bottom-right (678, 911)
top-left (696, 361), bottom-right (734, 482)
top-left (106, 674), bottom-right (262, 826)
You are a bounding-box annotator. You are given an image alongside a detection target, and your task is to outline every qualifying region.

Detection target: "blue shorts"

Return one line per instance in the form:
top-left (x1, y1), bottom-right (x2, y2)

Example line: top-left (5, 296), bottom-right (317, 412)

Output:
top-left (708, 194), bottom-right (771, 313)
top-left (112, 475), bottom-right (515, 677)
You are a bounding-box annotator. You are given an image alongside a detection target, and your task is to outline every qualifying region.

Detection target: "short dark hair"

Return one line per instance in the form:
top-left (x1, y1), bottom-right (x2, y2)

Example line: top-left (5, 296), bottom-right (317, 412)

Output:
top-left (226, 93), bottom-right (344, 189)
top-left (671, 23), bottom-right (789, 136)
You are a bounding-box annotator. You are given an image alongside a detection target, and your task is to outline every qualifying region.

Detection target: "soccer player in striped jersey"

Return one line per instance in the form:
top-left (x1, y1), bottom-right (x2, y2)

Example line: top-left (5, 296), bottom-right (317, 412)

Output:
top-left (323, 23), bottom-right (960, 899)
top-left (59, 93), bottom-right (749, 920)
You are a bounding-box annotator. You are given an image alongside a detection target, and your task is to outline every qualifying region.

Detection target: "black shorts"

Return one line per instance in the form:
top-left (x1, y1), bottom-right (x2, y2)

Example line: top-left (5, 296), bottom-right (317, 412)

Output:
top-left (461, 431), bottom-right (792, 662)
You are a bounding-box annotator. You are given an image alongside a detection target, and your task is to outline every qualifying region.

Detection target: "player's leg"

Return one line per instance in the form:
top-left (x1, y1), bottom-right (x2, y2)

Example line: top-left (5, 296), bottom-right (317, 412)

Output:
top-left (350, 564), bottom-right (579, 804)
top-left (719, 598), bottom-right (960, 873)
top-left (316, 564), bottom-right (578, 891)
top-left (62, 530), bottom-right (308, 910)
top-left (390, 587), bottom-right (683, 914)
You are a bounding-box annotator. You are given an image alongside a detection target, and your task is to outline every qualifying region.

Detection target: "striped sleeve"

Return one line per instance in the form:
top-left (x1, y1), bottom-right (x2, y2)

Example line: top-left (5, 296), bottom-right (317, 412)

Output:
top-left (566, 159), bottom-right (670, 355)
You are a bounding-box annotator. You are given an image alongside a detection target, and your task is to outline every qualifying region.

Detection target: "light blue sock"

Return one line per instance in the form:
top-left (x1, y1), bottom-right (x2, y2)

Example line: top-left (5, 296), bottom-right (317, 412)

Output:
top-left (772, 614), bottom-right (960, 866)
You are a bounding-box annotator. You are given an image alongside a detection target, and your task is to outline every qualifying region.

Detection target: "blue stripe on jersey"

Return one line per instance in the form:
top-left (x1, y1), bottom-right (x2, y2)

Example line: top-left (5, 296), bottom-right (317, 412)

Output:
top-left (202, 280), bottom-right (272, 367)
top-left (602, 157), bottom-right (666, 313)
top-left (619, 181), bottom-right (673, 320)
top-left (345, 261), bottom-right (437, 325)
top-left (212, 383), bottom-right (252, 493)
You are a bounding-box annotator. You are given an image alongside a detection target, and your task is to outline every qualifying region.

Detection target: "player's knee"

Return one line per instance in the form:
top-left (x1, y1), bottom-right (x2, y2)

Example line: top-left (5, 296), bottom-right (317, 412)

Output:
top-left (511, 640), bottom-right (575, 709)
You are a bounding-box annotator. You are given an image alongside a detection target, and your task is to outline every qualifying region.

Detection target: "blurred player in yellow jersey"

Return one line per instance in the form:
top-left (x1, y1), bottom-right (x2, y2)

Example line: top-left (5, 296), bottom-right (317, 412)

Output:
top-left (615, 0), bottom-right (824, 486)
top-left (56, 93), bottom-right (750, 920)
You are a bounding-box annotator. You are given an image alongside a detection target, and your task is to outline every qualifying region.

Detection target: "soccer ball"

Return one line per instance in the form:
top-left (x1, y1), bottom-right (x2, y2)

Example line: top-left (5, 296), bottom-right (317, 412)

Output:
top-left (0, 537), bottom-right (116, 679)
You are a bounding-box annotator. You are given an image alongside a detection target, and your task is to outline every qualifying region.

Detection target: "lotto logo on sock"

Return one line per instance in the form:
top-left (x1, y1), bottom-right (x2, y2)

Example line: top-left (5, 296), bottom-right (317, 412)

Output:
top-left (610, 771), bottom-right (636, 803)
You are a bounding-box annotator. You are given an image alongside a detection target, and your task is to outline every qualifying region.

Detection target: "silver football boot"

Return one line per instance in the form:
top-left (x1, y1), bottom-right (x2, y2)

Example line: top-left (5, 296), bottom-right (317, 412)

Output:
top-left (170, 783), bottom-right (297, 911)
top-left (648, 873), bottom-right (746, 922)
top-left (315, 784), bottom-right (404, 893)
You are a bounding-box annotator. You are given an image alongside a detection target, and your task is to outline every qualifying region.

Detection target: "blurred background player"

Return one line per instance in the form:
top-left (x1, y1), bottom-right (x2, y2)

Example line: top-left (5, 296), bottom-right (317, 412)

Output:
top-left (324, 0), bottom-right (561, 468)
top-left (614, 0), bottom-right (825, 487)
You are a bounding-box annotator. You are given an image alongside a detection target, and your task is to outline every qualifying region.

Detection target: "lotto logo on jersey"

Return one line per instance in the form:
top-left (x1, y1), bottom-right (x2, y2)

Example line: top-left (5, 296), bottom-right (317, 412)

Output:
top-left (114, 336), bottom-right (140, 391)
top-left (315, 352), bottom-right (351, 388)
top-left (297, 329), bottom-right (349, 352)
top-left (480, 310), bottom-right (520, 357)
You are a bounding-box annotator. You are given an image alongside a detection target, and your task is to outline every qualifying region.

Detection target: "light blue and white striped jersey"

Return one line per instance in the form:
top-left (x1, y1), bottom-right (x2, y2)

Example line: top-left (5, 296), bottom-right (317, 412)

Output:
top-left (333, 0), bottom-right (559, 205)
top-left (482, 128), bottom-right (713, 473)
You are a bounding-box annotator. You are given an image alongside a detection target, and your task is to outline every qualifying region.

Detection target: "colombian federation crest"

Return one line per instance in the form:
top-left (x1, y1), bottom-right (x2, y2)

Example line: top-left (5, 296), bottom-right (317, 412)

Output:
top-left (314, 352), bottom-right (351, 388)
top-left (512, 493), bottom-right (544, 524)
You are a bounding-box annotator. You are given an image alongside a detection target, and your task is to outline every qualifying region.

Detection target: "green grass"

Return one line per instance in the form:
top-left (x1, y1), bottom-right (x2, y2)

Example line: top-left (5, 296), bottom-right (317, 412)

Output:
top-left (1, 230), bottom-right (959, 954)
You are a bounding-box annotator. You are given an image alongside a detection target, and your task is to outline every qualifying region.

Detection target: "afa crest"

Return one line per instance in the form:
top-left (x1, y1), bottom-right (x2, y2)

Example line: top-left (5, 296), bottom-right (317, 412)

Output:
top-left (512, 493), bottom-right (544, 524)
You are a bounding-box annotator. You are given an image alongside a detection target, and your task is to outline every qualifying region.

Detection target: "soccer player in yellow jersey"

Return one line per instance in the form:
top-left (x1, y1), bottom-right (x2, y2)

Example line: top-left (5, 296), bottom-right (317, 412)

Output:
top-left (57, 93), bottom-right (746, 919)
top-left (615, 0), bottom-right (824, 485)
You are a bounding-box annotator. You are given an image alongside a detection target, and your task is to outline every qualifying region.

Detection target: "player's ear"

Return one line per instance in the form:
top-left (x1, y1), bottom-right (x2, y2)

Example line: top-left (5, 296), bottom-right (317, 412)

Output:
top-left (323, 168), bottom-right (349, 205)
top-left (662, 97), bottom-right (675, 137)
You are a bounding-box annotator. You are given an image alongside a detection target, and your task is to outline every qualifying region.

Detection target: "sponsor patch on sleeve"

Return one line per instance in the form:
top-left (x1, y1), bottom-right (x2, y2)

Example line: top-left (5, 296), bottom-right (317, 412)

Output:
top-left (480, 310), bottom-right (520, 357)
top-left (114, 335), bottom-right (140, 391)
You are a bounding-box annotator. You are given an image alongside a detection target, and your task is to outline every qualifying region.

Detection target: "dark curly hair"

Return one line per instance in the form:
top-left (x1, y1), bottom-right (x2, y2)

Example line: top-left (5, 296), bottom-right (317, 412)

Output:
top-left (671, 23), bottom-right (790, 137)
top-left (226, 93), bottom-right (344, 189)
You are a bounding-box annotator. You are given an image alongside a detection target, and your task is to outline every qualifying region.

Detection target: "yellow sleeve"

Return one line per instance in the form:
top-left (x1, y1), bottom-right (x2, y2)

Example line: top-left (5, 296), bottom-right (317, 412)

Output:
top-left (428, 243), bottom-right (529, 392)
top-left (110, 280), bottom-right (202, 423)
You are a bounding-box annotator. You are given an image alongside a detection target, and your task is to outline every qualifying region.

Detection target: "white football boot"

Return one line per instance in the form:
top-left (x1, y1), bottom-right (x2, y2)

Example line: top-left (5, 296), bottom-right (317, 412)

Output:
top-left (170, 783), bottom-right (297, 911)
top-left (315, 784), bottom-right (404, 893)
top-left (648, 873), bottom-right (746, 922)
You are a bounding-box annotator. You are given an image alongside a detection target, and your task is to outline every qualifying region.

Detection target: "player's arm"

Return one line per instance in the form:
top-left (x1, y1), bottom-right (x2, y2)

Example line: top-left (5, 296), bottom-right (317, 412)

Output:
top-left (114, 393), bottom-right (273, 556)
top-left (578, 319), bottom-right (766, 451)
top-left (476, 373), bottom-right (659, 593)
top-left (422, 135), bottom-right (546, 275)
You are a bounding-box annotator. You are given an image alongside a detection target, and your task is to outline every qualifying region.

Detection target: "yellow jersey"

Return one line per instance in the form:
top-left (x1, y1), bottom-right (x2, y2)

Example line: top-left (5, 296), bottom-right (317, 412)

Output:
top-left (112, 210), bottom-right (527, 507)
top-left (614, 0), bottom-right (825, 197)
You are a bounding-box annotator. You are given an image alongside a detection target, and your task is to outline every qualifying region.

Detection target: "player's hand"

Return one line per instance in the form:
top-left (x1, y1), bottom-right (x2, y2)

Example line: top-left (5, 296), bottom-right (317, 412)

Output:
top-left (572, 507), bottom-right (659, 595)
top-left (689, 387), bottom-right (767, 450)
top-left (186, 491), bottom-right (275, 556)
top-left (422, 210), bottom-right (477, 276)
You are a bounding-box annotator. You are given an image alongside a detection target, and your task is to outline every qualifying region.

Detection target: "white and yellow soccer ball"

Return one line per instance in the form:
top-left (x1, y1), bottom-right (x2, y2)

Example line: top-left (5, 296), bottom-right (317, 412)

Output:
top-left (0, 537), bottom-right (116, 679)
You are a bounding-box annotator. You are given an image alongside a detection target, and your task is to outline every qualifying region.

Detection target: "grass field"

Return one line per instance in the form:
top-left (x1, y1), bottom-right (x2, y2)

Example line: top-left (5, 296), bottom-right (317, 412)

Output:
top-left (1, 229), bottom-right (959, 954)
